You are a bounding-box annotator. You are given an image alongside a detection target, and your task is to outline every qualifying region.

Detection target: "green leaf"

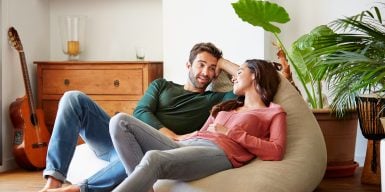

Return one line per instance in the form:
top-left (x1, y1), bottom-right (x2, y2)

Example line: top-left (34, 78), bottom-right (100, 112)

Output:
top-left (231, 0), bottom-right (290, 33)
top-left (289, 25), bottom-right (336, 83)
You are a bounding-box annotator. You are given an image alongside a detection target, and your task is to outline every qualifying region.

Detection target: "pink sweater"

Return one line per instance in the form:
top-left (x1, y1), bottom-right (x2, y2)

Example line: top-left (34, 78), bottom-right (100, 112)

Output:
top-left (188, 103), bottom-right (287, 168)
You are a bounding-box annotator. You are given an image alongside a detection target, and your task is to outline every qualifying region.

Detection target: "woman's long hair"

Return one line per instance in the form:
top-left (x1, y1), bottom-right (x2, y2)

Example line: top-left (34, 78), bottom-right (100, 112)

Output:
top-left (211, 59), bottom-right (281, 117)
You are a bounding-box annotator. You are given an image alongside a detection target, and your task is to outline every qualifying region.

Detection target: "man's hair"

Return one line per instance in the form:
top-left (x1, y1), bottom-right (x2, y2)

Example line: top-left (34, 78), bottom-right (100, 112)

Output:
top-left (189, 42), bottom-right (223, 64)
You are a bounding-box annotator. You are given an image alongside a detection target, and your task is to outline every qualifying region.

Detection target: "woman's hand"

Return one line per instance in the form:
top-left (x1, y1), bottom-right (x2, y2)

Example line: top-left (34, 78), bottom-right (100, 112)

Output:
top-left (207, 123), bottom-right (229, 135)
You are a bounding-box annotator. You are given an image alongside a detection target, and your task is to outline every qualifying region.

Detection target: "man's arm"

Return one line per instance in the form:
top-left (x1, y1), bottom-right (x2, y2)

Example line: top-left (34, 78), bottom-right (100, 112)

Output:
top-left (217, 58), bottom-right (239, 77)
top-left (159, 127), bottom-right (178, 140)
top-left (134, 79), bottom-right (194, 140)
top-left (159, 127), bottom-right (196, 141)
top-left (133, 79), bottom-right (167, 130)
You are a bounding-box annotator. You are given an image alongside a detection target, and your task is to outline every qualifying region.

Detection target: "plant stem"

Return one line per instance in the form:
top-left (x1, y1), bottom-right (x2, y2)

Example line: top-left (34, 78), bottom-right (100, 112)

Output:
top-left (273, 32), bottom-right (316, 108)
top-left (317, 81), bottom-right (323, 108)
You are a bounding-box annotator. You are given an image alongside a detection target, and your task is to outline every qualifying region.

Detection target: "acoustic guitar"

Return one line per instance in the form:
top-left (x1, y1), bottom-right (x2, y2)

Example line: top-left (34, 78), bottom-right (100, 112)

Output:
top-left (8, 27), bottom-right (50, 170)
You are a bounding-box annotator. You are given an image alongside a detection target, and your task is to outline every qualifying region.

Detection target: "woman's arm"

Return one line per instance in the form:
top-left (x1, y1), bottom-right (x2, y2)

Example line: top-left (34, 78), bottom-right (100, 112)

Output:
top-left (199, 115), bottom-right (215, 132)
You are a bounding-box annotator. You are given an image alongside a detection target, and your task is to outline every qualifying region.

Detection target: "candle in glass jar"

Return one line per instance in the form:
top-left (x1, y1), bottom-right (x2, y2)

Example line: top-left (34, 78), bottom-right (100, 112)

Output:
top-left (67, 41), bottom-right (80, 55)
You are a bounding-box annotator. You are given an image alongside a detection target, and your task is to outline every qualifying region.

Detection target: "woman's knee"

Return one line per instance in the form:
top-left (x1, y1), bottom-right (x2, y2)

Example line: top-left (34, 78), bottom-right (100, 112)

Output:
top-left (141, 150), bottom-right (162, 166)
top-left (109, 113), bottom-right (132, 137)
top-left (140, 150), bottom-right (173, 179)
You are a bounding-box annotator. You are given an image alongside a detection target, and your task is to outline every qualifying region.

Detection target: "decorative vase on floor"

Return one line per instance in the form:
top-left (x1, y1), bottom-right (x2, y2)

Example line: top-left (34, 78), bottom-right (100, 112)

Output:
top-left (313, 109), bottom-right (359, 178)
top-left (356, 95), bottom-right (385, 185)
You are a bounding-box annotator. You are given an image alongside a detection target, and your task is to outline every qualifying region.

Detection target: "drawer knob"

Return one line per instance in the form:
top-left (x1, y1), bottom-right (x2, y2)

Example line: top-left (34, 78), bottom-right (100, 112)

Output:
top-left (114, 80), bottom-right (120, 87)
top-left (64, 79), bottom-right (70, 86)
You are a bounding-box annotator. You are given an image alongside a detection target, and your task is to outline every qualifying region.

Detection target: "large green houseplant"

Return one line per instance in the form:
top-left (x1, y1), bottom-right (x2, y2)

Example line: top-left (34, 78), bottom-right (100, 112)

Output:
top-left (232, 0), bottom-right (340, 110)
top-left (231, 0), bottom-right (361, 177)
top-left (231, 0), bottom-right (324, 109)
top-left (299, 5), bottom-right (385, 116)
top-left (303, 5), bottom-right (385, 183)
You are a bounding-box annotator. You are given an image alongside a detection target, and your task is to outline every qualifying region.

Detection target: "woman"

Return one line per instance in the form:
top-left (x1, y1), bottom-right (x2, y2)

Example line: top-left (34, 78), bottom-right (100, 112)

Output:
top-left (110, 59), bottom-right (287, 192)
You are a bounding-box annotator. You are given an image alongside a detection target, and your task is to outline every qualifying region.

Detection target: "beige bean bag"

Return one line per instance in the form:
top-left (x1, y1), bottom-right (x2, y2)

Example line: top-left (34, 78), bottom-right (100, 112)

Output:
top-left (154, 76), bottom-right (327, 192)
top-left (67, 76), bottom-right (327, 192)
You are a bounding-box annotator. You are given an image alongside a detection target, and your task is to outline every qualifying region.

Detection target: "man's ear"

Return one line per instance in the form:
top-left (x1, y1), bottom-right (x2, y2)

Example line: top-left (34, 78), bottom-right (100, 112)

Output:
top-left (186, 61), bottom-right (191, 69)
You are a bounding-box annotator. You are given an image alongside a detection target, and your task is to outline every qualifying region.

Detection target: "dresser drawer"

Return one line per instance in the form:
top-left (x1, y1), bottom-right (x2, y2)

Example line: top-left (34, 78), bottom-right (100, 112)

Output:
top-left (42, 69), bottom-right (143, 95)
top-left (97, 100), bottom-right (137, 116)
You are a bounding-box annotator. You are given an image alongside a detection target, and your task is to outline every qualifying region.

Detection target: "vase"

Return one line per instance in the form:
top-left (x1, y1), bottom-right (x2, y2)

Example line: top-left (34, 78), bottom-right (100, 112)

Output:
top-left (356, 95), bottom-right (385, 184)
top-left (58, 15), bottom-right (86, 60)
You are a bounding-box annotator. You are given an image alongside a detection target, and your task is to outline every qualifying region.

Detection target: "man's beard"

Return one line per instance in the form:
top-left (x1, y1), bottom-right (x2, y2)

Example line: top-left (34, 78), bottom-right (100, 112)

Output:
top-left (188, 70), bottom-right (210, 89)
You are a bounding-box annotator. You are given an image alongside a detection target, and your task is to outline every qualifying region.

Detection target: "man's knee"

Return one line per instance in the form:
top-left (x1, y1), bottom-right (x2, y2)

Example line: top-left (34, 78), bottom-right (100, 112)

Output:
top-left (60, 90), bottom-right (87, 104)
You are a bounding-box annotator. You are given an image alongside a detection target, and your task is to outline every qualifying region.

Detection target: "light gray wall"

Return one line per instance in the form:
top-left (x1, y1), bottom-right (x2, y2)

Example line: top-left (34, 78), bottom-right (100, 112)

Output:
top-left (0, 0), bottom-right (3, 166)
top-left (1, 0), bottom-right (50, 171)
top-left (163, 0), bottom-right (264, 84)
top-left (49, 0), bottom-right (163, 61)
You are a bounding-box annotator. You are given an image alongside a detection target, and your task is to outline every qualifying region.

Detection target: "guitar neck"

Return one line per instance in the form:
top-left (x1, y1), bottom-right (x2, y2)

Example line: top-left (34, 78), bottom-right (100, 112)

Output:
top-left (19, 51), bottom-right (37, 115)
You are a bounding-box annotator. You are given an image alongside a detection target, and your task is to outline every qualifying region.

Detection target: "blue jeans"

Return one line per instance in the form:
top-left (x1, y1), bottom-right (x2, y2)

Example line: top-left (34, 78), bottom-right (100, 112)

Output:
top-left (43, 91), bottom-right (126, 192)
top-left (109, 113), bottom-right (232, 192)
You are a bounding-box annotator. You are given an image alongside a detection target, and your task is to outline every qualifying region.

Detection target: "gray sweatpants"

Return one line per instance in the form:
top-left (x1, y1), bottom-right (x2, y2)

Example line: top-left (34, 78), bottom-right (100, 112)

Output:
top-left (109, 113), bottom-right (232, 192)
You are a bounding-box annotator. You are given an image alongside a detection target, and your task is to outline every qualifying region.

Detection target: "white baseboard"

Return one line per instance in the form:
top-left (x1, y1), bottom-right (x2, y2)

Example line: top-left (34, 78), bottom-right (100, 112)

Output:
top-left (355, 155), bottom-right (365, 167)
top-left (0, 157), bottom-right (18, 172)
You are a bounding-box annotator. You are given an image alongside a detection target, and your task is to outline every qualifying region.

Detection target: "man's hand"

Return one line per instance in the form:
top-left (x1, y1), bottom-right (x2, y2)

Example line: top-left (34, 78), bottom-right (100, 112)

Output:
top-left (175, 131), bottom-right (197, 141)
top-left (159, 128), bottom-right (197, 141)
top-left (216, 58), bottom-right (239, 77)
top-left (159, 127), bottom-right (179, 140)
top-left (207, 123), bottom-right (229, 135)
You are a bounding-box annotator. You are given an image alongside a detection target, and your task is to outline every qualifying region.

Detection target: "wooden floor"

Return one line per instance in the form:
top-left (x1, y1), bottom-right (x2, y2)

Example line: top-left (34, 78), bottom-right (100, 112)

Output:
top-left (0, 167), bottom-right (381, 192)
top-left (315, 167), bottom-right (381, 192)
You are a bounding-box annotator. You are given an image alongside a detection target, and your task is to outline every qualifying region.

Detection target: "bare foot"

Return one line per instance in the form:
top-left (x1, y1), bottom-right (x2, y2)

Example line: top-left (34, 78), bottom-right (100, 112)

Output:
top-left (39, 176), bottom-right (62, 192)
top-left (46, 185), bottom-right (80, 192)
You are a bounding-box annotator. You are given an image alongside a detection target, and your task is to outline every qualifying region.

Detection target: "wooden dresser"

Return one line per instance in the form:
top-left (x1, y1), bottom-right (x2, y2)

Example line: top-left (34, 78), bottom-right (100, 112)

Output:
top-left (34, 61), bottom-right (163, 133)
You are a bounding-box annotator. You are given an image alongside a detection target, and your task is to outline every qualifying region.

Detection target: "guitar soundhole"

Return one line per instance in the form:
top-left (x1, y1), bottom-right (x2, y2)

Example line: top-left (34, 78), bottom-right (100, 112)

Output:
top-left (32, 142), bottom-right (48, 149)
top-left (14, 130), bottom-right (23, 145)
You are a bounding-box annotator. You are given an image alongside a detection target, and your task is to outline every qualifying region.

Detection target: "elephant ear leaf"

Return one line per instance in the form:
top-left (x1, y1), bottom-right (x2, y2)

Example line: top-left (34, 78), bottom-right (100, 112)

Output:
top-left (232, 0), bottom-right (290, 33)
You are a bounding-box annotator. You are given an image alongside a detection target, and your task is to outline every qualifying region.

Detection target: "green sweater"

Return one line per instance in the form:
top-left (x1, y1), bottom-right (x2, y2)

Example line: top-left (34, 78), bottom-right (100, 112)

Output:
top-left (133, 78), bottom-right (236, 134)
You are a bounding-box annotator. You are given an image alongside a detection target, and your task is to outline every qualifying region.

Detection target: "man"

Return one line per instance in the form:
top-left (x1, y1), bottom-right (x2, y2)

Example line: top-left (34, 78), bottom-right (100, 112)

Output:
top-left (40, 42), bottom-right (239, 192)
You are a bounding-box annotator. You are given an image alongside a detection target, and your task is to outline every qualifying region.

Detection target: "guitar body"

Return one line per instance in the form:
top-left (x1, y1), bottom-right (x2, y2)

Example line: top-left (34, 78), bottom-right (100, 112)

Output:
top-left (10, 95), bottom-right (50, 170)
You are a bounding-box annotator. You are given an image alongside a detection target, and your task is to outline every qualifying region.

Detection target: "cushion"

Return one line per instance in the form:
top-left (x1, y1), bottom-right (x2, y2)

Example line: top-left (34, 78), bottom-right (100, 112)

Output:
top-left (206, 71), bottom-right (233, 92)
top-left (67, 144), bottom-right (109, 184)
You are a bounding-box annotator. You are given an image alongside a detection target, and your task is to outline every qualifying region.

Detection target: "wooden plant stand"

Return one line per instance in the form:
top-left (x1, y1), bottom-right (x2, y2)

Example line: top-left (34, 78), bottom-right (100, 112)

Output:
top-left (361, 140), bottom-right (381, 185)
